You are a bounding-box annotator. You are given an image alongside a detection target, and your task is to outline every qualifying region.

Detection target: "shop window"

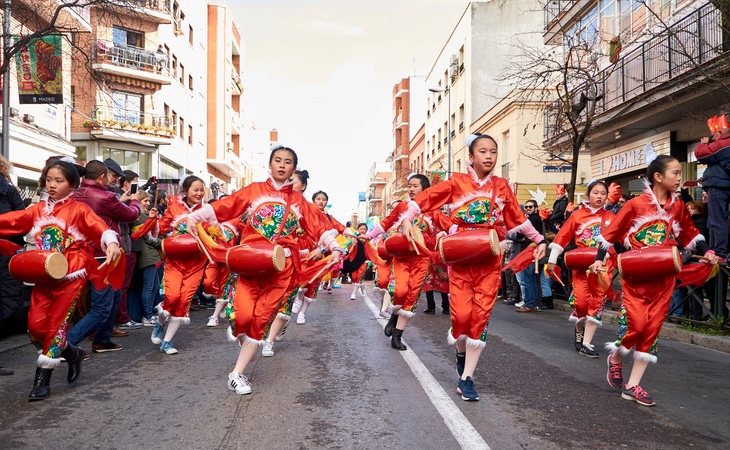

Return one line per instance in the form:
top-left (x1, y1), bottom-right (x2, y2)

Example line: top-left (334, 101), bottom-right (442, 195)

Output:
top-left (103, 149), bottom-right (151, 179)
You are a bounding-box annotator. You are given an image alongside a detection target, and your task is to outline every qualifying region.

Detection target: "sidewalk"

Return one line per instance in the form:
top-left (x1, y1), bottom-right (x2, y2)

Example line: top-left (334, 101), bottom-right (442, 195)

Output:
top-left (554, 299), bottom-right (730, 354)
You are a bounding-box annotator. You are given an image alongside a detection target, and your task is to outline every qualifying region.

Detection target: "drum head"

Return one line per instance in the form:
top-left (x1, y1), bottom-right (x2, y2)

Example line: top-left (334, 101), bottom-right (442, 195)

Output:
top-left (411, 227), bottom-right (425, 249)
top-left (488, 229), bottom-right (500, 256)
top-left (272, 245), bottom-right (286, 271)
top-left (45, 252), bottom-right (69, 280)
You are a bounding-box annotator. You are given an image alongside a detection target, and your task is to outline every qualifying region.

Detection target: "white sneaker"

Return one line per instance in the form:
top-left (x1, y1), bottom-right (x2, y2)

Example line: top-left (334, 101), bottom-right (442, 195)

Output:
top-left (296, 313), bottom-right (306, 325)
top-left (275, 324), bottom-right (288, 341)
top-left (515, 301), bottom-right (525, 308)
top-left (359, 285), bottom-right (366, 297)
top-left (292, 298), bottom-right (303, 314)
top-left (206, 316), bottom-right (219, 327)
top-left (142, 317), bottom-right (158, 327)
top-left (227, 372), bottom-right (252, 395)
top-left (261, 340), bottom-right (274, 357)
top-left (350, 287), bottom-right (357, 300)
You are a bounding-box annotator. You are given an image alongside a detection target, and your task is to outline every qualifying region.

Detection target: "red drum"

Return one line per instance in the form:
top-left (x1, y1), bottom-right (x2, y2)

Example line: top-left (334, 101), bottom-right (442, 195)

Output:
top-left (9, 250), bottom-right (68, 283)
top-left (564, 247), bottom-right (599, 271)
top-left (618, 246), bottom-right (682, 280)
top-left (226, 241), bottom-right (286, 277)
top-left (377, 241), bottom-right (388, 260)
top-left (438, 229), bottom-right (500, 265)
top-left (161, 234), bottom-right (201, 259)
top-left (383, 227), bottom-right (426, 257)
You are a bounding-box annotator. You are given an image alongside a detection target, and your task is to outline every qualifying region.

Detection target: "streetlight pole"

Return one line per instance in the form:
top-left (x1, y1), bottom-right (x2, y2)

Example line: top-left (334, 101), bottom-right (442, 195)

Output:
top-left (1, 0), bottom-right (11, 160)
top-left (429, 85), bottom-right (451, 179)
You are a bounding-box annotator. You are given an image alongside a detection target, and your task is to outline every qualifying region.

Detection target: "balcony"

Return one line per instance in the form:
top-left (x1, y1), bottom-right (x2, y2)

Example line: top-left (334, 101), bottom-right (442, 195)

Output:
top-left (83, 106), bottom-right (173, 145)
top-left (231, 69), bottom-right (243, 95)
top-left (14, 0), bottom-right (92, 32)
top-left (208, 149), bottom-right (247, 178)
top-left (92, 40), bottom-right (172, 87)
top-left (106, 0), bottom-right (172, 24)
top-left (544, 2), bottom-right (727, 142)
top-left (543, 0), bottom-right (583, 44)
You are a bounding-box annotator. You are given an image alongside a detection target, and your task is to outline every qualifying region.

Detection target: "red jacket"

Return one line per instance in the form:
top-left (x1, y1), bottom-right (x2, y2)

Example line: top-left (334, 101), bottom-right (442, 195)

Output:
top-left (75, 179), bottom-right (140, 255)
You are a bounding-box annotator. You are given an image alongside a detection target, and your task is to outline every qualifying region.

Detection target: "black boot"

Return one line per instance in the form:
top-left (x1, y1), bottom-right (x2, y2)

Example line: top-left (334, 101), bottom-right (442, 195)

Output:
top-left (28, 368), bottom-right (53, 401)
top-left (384, 313), bottom-right (398, 337)
top-left (391, 328), bottom-right (407, 351)
top-left (441, 293), bottom-right (450, 314)
top-left (61, 344), bottom-right (87, 383)
top-left (424, 291), bottom-right (436, 313)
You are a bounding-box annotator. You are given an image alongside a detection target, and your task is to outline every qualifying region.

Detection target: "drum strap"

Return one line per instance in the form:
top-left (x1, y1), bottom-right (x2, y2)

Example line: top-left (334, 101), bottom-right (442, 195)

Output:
top-left (273, 192), bottom-right (293, 241)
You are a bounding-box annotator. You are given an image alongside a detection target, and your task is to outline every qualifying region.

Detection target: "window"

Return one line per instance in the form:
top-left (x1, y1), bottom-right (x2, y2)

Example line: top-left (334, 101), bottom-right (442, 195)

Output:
top-left (179, 64), bottom-right (184, 84)
top-left (172, 55), bottom-right (178, 77)
top-left (188, 125), bottom-right (193, 144)
top-left (189, 25), bottom-right (194, 45)
top-left (179, 117), bottom-right (184, 139)
top-left (171, 110), bottom-right (178, 134)
top-left (456, 159), bottom-right (461, 173)
top-left (160, 157), bottom-right (180, 179)
top-left (103, 149), bottom-right (151, 179)
top-left (111, 91), bottom-right (142, 124)
top-left (112, 26), bottom-right (143, 48)
top-left (188, 74), bottom-right (193, 90)
top-left (70, 86), bottom-right (75, 110)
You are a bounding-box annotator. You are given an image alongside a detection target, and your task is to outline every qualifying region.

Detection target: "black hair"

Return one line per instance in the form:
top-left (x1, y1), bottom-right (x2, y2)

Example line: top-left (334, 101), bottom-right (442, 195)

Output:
top-left (345, 221), bottom-right (352, 227)
top-left (181, 175), bottom-right (205, 193)
top-left (84, 160), bottom-right (108, 180)
top-left (42, 161), bottom-right (81, 189)
top-left (269, 146), bottom-right (298, 167)
top-left (121, 170), bottom-right (139, 185)
top-left (357, 222), bottom-right (368, 229)
top-left (468, 133), bottom-right (498, 155)
top-left (586, 180), bottom-right (607, 195)
top-left (408, 173), bottom-right (430, 190)
top-left (525, 199), bottom-right (538, 208)
top-left (646, 155), bottom-right (679, 187)
top-left (312, 190), bottom-right (329, 202)
top-left (294, 169), bottom-right (309, 186)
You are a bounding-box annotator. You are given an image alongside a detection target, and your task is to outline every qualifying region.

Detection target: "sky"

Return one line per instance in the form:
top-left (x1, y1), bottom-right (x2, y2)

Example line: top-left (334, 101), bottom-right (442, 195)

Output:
top-left (230, 0), bottom-right (470, 220)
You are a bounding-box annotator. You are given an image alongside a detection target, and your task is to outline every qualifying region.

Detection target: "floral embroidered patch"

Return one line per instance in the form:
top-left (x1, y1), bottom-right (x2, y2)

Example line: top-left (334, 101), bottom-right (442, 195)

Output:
top-left (35, 225), bottom-right (73, 252)
top-left (454, 199), bottom-right (495, 225)
top-left (249, 202), bottom-right (298, 241)
top-left (577, 221), bottom-right (602, 248)
top-left (631, 221), bottom-right (668, 247)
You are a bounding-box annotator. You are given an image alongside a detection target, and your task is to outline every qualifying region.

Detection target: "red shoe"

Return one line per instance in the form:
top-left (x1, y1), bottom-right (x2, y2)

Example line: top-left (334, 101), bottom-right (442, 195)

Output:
top-left (621, 385), bottom-right (656, 406)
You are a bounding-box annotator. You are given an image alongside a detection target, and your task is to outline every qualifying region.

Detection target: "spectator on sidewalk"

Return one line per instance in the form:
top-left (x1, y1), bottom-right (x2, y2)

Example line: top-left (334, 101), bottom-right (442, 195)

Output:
top-left (549, 184), bottom-right (569, 231)
top-left (116, 169), bottom-right (143, 330)
top-left (67, 160), bottom-right (140, 353)
top-left (130, 190), bottom-right (162, 326)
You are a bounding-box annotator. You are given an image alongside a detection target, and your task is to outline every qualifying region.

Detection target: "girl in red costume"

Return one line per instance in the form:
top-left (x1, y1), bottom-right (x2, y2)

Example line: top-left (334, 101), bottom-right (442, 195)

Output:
top-left (151, 176), bottom-right (209, 355)
top-left (590, 155), bottom-right (718, 406)
top-left (367, 174), bottom-right (451, 351)
top-left (343, 223), bottom-right (371, 300)
top-left (547, 181), bottom-right (614, 357)
top-left (0, 161), bottom-right (121, 400)
top-left (400, 134), bottom-right (546, 401)
top-left (188, 145), bottom-right (345, 395)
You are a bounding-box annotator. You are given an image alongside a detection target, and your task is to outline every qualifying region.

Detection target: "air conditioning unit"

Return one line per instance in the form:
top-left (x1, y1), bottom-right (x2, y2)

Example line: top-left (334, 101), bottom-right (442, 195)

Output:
top-left (9, 107), bottom-right (19, 117)
top-left (23, 114), bottom-right (34, 124)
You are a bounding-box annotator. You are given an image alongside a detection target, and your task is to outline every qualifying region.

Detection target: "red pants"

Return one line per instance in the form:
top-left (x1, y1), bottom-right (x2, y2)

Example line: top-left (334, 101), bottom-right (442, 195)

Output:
top-left (232, 259), bottom-right (294, 343)
top-left (28, 278), bottom-right (86, 365)
top-left (375, 260), bottom-right (392, 290)
top-left (392, 255), bottom-right (430, 316)
top-left (203, 262), bottom-right (230, 298)
top-left (570, 270), bottom-right (610, 323)
top-left (304, 281), bottom-right (318, 299)
top-left (349, 264), bottom-right (368, 283)
top-left (448, 256), bottom-right (501, 347)
top-left (162, 256), bottom-right (207, 319)
top-left (611, 274), bottom-right (674, 361)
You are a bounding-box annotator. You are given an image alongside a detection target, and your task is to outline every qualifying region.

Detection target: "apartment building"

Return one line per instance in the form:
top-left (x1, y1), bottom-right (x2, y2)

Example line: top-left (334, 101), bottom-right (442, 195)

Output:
top-left (387, 78), bottom-right (411, 206)
top-left (423, 0), bottom-right (544, 180)
top-left (2, 1), bottom-right (91, 197)
top-left (543, 0), bottom-right (729, 193)
top-left (366, 162), bottom-right (391, 218)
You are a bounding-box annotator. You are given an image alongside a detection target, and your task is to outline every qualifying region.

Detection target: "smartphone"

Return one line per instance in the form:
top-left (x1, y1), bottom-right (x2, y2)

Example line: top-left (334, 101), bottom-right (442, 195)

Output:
top-left (130, 183), bottom-right (138, 194)
top-left (683, 180), bottom-right (699, 188)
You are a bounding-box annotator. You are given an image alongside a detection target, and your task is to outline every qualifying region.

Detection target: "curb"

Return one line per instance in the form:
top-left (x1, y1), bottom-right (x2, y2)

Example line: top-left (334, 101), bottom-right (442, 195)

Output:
top-left (554, 299), bottom-right (730, 354)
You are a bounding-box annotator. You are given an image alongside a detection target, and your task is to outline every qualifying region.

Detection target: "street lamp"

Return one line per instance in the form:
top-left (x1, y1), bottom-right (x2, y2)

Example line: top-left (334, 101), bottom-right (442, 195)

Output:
top-left (429, 86), bottom-right (451, 179)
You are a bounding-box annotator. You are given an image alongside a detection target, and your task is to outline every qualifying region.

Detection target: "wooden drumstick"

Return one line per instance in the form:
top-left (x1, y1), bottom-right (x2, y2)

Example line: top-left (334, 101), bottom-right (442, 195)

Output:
top-left (534, 258), bottom-right (539, 274)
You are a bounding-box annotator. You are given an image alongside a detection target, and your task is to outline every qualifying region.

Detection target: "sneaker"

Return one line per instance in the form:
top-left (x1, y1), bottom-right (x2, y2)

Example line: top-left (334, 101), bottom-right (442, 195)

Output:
top-left (350, 291), bottom-right (357, 300)
top-left (151, 322), bottom-right (165, 345)
top-left (606, 354), bottom-right (623, 389)
top-left (142, 317), bottom-right (158, 327)
top-left (275, 324), bottom-right (288, 341)
top-left (296, 313), bottom-right (306, 325)
top-left (621, 385), bottom-right (656, 406)
top-left (227, 372), bottom-right (252, 395)
top-left (327, 287), bottom-right (332, 294)
top-left (261, 340), bottom-right (274, 357)
top-left (503, 298), bottom-right (518, 305)
top-left (458, 376), bottom-right (479, 401)
top-left (515, 301), bottom-right (525, 308)
top-left (424, 309), bottom-right (436, 315)
top-left (574, 327), bottom-right (584, 351)
top-left (117, 320), bottom-right (143, 330)
top-left (358, 285), bottom-right (366, 297)
top-left (206, 316), bottom-right (219, 327)
top-left (91, 341), bottom-right (122, 353)
top-left (160, 341), bottom-right (178, 355)
top-left (578, 344), bottom-right (599, 358)
top-left (292, 298), bottom-right (303, 314)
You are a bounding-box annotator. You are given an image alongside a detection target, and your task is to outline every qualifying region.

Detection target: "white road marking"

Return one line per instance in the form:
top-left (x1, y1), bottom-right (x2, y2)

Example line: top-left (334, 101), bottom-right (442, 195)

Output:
top-left (362, 292), bottom-right (491, 450)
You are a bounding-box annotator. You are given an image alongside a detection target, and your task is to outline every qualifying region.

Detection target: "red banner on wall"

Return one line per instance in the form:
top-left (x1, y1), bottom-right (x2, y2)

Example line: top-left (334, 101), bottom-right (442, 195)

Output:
top-left (14, 35), bottom-right (63, 104)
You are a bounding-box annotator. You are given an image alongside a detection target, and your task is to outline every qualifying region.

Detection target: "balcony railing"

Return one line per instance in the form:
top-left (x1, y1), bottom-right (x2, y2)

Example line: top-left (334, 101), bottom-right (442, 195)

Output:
top-left (85, 106), bottom-right (174, 137)
top-left (128, 0), bottom-right (170, 14)
top-left (544, 2), bottom-right (726, 141)
top-left (544, 0), bottom-right (578, 29)
top-left (231, 69), bottom-right (243, 94)
top-left (92, 40), bottom-right (171, 77)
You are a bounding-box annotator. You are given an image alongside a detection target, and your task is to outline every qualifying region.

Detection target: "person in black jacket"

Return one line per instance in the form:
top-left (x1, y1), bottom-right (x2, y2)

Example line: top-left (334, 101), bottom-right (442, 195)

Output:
top-left (0, 155), bottom-right (25, 375)
top-left (549, 184), bottom-right (569, 231)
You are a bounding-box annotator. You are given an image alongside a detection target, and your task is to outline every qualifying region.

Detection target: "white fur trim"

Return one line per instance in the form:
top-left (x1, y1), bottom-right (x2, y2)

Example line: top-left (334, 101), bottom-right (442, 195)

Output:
top-left (226, 326), bottom-right (239, 342)
top-left (596, 234), bottom-right (613, 251)
top-left (246, 194), bottom-right (302, 221)
top-left (396, 309), bottom-right (415, 318)
top-left (605, 342), bottom-right (631, 355)
top-left (318, 228), bottom-right (338, 248)
top-left (507, 219), bottom-right (543, 244)
top-left (277, 312), bottom-right (291, 322)
top-left (448, 224), bottom-right (458, 235)
top-left (449, 190), bottom-right (504, 212)
top-left (100, 229), bottom-right (119, 252)
top-left (37, 354), bottom-right (61, 369)
top-left (685, 233), bottom-right (704, 252)
top-left (585, 316), bottom-right (602, 326)
top-left (569, 314), bottom-right (584, 323)
top-left (365, 223), bottom-right (385, 240)
top-left (243, 335), bottom-right (264, 347)
top-left (216, 298), bottom-right (227, 304)
top-left (155, 304), bottom-right (170, 321)
top-left (391, 305), bottom-right (402, 311)
top-left (395, 200), bottom-right (421, 228)
top-left (447, 330), bottom-right (468, 346)
top-left (633, 350), bottom-right (658, 364)
top-left (466, 337), bottom-right (486, 349)
top-left (466, 164), bottom-right (493, 187)
top-left (168, 316), bottom-right (191, 325)
top-left (64, 268), bottom-right (87, 281)
top-left (548, 242), bottom-right (564, 264)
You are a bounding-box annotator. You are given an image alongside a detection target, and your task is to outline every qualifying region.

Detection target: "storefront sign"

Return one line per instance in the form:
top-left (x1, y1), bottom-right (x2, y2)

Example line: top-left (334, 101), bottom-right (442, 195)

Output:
top-left (543, 165), bottom-right (572, 173)
top-left (596, 148), bottom-right (644, 176)
top-left (592, 132), bottom-right (670, 178)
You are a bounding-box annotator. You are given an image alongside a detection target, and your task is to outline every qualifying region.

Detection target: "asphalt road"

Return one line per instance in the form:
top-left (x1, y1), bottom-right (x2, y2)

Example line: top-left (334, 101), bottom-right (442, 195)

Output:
top-left (1, 282), bottom-right (729, 449)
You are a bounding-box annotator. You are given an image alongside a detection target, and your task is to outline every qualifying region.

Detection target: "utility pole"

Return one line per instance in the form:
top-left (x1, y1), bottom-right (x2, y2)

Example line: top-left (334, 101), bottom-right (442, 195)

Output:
top-left (1, 0), bottom-right (10, 159)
